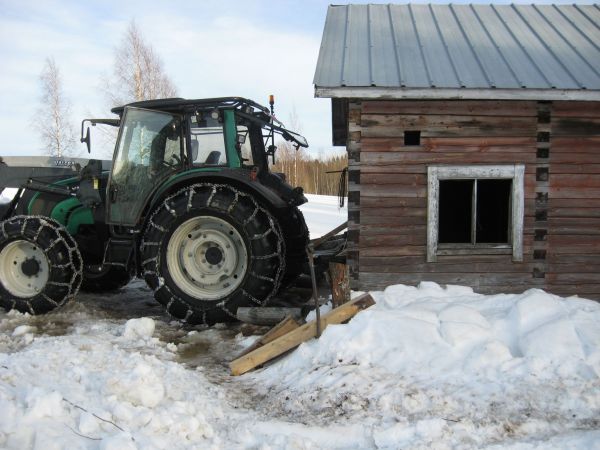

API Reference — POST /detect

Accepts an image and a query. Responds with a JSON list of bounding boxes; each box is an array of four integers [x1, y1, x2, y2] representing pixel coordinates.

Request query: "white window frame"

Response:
[[427, 165, 525, 262]]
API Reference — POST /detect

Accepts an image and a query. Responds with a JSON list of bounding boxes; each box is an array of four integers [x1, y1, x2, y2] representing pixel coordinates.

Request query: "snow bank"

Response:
[[0, 317, 227, 449], [250, 283, 600, 448]]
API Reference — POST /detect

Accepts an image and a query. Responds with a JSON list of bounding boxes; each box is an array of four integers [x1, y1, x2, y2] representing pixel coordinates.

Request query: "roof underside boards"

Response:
[[313, 4, 600, 99]]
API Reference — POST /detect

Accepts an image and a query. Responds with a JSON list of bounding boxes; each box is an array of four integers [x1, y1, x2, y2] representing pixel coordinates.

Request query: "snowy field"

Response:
[[1, 195, 600, 449]]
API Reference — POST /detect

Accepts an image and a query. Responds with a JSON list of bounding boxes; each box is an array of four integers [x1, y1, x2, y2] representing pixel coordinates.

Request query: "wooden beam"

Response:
[[235, 316, 301, 359], [229, 293, 375, 376]]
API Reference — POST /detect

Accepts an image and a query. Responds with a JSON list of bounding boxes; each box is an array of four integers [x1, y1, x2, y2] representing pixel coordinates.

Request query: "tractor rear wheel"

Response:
[[0, 216, 82, 314], [140, 183, 285, 325]]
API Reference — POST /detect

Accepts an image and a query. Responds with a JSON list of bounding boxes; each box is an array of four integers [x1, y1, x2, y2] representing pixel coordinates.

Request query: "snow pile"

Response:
[[123, 317, 155, 340], [0, 316, 228, 449], [251, 282, 600, 447]]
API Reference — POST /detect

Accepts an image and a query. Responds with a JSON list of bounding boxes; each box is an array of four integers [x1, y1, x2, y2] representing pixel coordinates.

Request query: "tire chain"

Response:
[[0, 215, 83, 314], [140, 183, 285, 324]]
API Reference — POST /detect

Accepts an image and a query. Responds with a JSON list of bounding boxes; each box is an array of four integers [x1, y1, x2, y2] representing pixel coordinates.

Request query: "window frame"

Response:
[[427, 164, 525, 263]]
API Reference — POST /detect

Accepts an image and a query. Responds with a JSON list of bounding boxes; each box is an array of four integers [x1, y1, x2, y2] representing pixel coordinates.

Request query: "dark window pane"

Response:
[[476, 179, 511, 243], [404, 130, 421, 146], [439, 180, 473, 243]]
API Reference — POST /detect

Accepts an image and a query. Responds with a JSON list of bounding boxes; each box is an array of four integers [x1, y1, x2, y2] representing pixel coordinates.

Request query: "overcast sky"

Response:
[[0, 0, 593, 159]]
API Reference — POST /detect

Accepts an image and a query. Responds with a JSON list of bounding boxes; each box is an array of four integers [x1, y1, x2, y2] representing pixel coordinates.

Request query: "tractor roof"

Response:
[[111, 97, 271, 116]]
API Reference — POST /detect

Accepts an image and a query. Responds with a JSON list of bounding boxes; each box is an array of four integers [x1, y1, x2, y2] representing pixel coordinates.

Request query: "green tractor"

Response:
[[0, 97, 310, 324]]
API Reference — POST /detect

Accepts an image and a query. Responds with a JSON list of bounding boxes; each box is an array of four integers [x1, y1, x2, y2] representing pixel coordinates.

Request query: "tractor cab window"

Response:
[[189, 115, 227, 166], [237, 125, 253, 166], [108, 107, 182, 225]]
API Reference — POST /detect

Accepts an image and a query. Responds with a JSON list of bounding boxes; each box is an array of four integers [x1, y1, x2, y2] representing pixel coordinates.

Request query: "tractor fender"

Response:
[[147, 169, 291, 217]]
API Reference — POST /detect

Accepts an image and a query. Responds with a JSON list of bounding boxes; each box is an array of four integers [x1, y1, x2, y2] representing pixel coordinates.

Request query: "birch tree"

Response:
[[37, 57, 76, 157], [104, 21, 177, 106]]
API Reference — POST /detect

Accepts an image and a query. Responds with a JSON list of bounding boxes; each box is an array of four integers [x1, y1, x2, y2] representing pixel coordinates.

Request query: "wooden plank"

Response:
[[360, 165, 428, 174], [360, 137, 536, 153], [547, 164, 600, 174], [549, 198, 600, 208], [552, 118, 600, 136], [549, 187, 600, 199], [361, 100, 537, 116], [361, 234, 427, 246], [546, 254, 600, 264], [359, 261, 539, 274], [360, 224, 428, 236], [546, 273, 600, 284], [360, 151, 536, 165], [357, 272, 543, 287], [230, 294, 376, 376], [235, 316, 301, 359], [360, 245, 426, 257], [360, 215, 426, 226], [359, 184, 427, 197], [547, 263, 600, 273], [550, 153, 600, 164], [551, 174, 600, 188], [547, 207, 600, 218], [551, 136, 600, 151], [364, 126, 536, 139], [360, 206, 426, 217], [360, 173, 427, 185], [359, 196, 426, 208], [552, 102, 600, 118]]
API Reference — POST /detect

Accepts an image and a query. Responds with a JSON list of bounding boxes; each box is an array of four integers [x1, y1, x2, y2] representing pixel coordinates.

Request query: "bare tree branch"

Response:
[[103, 20, 178, 109], [36, 57, 77, 157]]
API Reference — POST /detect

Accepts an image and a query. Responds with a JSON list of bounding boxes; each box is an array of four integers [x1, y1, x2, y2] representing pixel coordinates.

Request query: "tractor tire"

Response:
[[81, 264, 132, 292], [140, 183, 285, 325], [278, 206, 309, 289], [0, 215, 83, 315]]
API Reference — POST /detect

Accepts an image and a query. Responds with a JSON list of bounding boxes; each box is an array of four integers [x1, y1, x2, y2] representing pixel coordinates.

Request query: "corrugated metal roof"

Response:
[[314, 4, 600, 97]]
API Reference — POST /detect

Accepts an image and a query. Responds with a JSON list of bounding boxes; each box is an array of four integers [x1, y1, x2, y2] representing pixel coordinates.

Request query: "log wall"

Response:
[[348, 99, 600, 299]]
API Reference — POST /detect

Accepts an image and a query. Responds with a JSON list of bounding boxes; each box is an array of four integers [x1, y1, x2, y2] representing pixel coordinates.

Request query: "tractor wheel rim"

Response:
[[0, 240, 50, 298], [166, 216, 248, 300]]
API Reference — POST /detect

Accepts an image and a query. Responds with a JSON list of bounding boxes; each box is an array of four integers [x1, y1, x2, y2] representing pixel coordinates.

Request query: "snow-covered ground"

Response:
[[299, 194, 347, 238], [1, 195, 600, 449]]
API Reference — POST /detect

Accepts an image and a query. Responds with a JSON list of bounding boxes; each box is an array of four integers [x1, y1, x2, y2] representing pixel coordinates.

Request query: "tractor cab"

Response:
[[93, 97, 308, 227]]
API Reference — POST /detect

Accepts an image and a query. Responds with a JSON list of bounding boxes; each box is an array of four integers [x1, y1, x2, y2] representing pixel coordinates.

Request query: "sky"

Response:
[[0, 0, 595, 159]]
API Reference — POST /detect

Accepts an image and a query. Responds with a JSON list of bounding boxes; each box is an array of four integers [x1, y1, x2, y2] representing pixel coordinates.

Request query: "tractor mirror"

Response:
[[81, 127, 91, 153], [237, 134, 246, 145]]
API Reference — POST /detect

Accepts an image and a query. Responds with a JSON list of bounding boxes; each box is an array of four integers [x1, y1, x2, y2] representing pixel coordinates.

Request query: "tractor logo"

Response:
[[54, 160, 74, 167]]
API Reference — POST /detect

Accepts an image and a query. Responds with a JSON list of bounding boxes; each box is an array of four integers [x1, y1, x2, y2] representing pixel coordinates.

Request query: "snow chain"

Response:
[[140, 183, 285, 324]]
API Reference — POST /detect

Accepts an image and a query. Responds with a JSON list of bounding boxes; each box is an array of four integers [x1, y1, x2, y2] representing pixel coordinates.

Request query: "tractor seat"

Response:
[[205, 151, 221, 165]]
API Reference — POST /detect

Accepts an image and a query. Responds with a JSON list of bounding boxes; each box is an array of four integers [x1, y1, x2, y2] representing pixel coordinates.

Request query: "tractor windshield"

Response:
[[108, 107, 182, 225]]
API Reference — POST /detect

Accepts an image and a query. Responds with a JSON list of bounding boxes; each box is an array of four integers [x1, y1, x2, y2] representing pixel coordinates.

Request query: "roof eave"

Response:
[[315, 86, 600, 102]]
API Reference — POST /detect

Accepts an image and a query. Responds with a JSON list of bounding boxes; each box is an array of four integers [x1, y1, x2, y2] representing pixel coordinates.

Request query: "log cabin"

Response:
[[314, 4, 600, 297]]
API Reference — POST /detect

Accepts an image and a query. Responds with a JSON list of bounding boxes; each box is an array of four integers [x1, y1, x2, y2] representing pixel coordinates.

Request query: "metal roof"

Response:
[[314, 4, 600, 100]]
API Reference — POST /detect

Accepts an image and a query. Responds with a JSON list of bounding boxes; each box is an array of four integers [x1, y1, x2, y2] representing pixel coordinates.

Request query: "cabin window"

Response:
[[427, 165, 524, 262], [404, 130, 421, 146]]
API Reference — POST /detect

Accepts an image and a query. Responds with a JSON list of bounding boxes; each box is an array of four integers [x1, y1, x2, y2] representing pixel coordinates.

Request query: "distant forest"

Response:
[[270, 141, 347, 196]]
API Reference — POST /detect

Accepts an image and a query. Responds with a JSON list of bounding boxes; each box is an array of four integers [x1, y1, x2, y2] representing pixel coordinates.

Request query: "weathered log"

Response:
[[329, 262, 349, 308]]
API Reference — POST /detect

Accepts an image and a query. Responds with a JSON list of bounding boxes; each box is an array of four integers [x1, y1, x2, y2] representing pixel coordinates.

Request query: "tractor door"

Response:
[[107, 107, 183, 226]]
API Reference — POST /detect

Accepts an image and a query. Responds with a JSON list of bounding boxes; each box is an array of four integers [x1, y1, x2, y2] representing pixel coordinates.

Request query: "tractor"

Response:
[[0, 97, 312, 324]]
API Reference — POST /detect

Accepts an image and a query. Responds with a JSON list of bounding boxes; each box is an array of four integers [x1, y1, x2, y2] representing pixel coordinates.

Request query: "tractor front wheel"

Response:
[[0, 216, 82, 314], [140, 184, 285, 325]]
